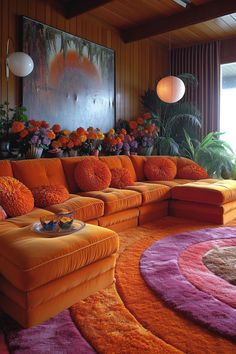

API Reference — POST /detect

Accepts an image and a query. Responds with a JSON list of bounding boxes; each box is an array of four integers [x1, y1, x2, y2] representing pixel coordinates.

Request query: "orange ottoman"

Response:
[[170, 179, 236, 224], [0, 222, 119, 328]]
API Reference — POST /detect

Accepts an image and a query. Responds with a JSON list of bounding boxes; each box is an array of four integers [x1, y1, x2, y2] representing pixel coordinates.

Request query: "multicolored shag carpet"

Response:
[[1, 216, 236, 353]]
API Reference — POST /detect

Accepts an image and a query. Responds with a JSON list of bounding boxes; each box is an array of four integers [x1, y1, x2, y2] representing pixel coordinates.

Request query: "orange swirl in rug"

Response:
[[115, 219, 236, 354]]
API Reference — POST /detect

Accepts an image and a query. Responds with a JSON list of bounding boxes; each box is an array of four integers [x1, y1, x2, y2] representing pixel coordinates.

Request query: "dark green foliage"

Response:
[[182, 130, 236, 178], [140, 74, 201, 155]]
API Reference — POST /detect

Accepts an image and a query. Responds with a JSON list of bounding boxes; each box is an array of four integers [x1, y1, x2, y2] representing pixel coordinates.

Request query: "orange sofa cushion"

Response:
[[177, 164, 209, 179], [11, 158, 68, 189], [31, 185, 69, 208], [0, 223, 119, 291], [130, 155, 196, 181], [0, 177, 34, 217], [61, 156, 98, 193], [6, 208, 55, 228], [144, 157, 177, 181], [0, 160, 13, 177], [125, 182, 170, 205], [110, 168, 134, 189], [74, 159, 111, 192], [99, 155, 137, 182], [45, 195, 104, 221], [80, 188, 142, 215], [171, 180, 236, 206]]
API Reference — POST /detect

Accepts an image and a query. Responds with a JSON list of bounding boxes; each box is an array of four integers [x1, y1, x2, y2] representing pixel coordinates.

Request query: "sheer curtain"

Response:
[[171, 41, 220, 136]]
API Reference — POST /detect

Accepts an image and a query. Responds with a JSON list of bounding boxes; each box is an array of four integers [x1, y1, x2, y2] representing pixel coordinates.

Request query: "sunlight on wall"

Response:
[[220, 88, 236, 154], [220, 63, 236, 154]]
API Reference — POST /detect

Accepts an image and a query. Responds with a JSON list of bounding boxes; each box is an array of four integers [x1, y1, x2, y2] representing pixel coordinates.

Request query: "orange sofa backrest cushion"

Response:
[[130, 155, 199, 181], [99, 155, 137, 182], [61, 156, 98, 193], [11, 158, 68, 189], [0, 160, 13, 177]]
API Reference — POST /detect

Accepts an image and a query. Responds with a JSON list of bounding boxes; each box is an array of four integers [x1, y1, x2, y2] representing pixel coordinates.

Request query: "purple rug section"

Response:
[[140, 227, 236, 340], [0, 309, 95, 354]]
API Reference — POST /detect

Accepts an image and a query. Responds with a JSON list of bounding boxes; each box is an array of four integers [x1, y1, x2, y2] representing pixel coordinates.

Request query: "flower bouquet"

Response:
[[103, 128, 124, 155], [128, 112, 159, 155]]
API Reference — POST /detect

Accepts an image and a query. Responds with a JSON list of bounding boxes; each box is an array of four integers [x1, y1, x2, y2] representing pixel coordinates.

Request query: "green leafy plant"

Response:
[[140, 74, 201, 155], [182, 130, 236, 178]]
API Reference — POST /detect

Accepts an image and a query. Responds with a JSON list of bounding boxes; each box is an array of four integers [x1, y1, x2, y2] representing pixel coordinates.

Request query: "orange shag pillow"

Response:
[[177, 164, 209, 179], [31, 185, 69, 208], [74, 159, 111, 191], [0, 176, 34, 217], [0, 206, 7, 220], [144, 157, 177, 181], [110, 168, 134, 189]]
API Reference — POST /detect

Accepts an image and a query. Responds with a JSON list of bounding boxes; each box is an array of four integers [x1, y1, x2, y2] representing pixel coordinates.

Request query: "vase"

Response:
[[26, 146, 43, 159], [91, 149, 99, 157], [68, 149, 78, 157], [0, 141, 10, 158], [138, 146, 154, 156]]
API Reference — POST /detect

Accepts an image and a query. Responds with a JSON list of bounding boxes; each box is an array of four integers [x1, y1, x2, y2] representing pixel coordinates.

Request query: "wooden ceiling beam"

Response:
[[121, 0, 236, 43], [64, 0, 113, 19]]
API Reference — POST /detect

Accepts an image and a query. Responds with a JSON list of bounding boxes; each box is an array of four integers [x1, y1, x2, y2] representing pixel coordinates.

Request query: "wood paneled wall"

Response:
[[0, 0, 168, 124]]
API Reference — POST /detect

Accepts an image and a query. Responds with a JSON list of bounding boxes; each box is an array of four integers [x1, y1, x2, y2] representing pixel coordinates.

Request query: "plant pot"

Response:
[[68, 149, 78, 157], [0, 141, 10, 158], [91, 149, 99, 157], [26, 146, 43, 159], [137, 146, 154, 156]]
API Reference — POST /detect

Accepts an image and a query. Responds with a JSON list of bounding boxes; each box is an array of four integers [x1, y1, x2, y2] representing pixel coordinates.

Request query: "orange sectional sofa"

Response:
[[1, 154, 236, 328]]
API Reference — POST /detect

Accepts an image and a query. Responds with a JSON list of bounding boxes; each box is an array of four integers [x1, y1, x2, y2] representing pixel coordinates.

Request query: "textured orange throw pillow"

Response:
[[74, 159, 111, 191], [0, 206, 7, 220], [110, 168, 134, 189], [0, 176, 34, 217], [31, 185, 69, 208], [144, 157, 177, 180], [177, 164, 209, 179]]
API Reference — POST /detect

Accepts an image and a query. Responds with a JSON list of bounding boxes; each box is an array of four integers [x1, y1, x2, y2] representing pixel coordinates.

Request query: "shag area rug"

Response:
[[140, 227, 236, 339], [1, 217, 236, 353]]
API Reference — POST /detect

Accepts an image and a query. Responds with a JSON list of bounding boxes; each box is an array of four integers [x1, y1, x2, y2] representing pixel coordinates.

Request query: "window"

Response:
[[220, 62, 236, 153]]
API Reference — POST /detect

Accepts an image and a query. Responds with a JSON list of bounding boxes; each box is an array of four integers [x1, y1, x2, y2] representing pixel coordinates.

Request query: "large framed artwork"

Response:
[[22, 17, 115, 132]]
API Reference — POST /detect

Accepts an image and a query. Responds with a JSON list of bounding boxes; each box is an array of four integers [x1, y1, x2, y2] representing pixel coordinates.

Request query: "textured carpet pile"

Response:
[[1, 216, 236, 353]]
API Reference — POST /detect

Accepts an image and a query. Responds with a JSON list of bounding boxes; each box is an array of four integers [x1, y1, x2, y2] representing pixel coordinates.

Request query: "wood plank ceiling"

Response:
[[48, 0, 236, 47]]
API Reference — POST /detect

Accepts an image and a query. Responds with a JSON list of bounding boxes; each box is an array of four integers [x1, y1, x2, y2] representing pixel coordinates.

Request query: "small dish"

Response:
[[32, 220, 85, 236]]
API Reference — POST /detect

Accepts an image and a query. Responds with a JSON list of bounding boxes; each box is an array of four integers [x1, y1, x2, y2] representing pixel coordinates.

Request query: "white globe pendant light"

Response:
[[156, 75, 185, 104], [7, 51, 34, 77]]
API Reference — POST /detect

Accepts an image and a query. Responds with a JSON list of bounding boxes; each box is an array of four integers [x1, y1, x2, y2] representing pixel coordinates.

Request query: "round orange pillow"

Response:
[[74, 159, 111, 192], [110, 168, 134, 189], [31, 185, 69, 208], [144, 157, 177, 180], [0, 176, 34, 217], [0, 206, 7, 220], [177, 164, 209, 179]]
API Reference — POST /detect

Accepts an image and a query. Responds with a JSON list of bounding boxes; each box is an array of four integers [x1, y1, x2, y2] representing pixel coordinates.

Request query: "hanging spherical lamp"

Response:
[[7, 52, 34, 77], [156, 75, 185, 103]]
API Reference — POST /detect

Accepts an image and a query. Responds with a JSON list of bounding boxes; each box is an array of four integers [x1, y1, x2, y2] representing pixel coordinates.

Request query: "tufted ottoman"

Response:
[[0, 222, 119, 328], [170, 179, 236, 224]]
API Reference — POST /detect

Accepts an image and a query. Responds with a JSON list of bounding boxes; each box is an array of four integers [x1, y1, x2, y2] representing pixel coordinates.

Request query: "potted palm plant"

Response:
[[182, 130, 236, 178], [140, 74, 201, 155]]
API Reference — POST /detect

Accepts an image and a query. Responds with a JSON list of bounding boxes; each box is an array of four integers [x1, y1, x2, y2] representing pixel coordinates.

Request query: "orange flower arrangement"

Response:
[[128, 112, 159, 149], [11, 121, 25, 134]]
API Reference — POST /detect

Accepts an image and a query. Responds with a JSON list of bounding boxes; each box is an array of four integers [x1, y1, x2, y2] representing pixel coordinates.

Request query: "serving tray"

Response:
[[31, 221, 85, 236]]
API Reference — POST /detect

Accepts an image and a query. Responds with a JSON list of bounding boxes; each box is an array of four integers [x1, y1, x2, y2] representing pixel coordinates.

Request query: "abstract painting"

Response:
[[22, 17, 115, 132]]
